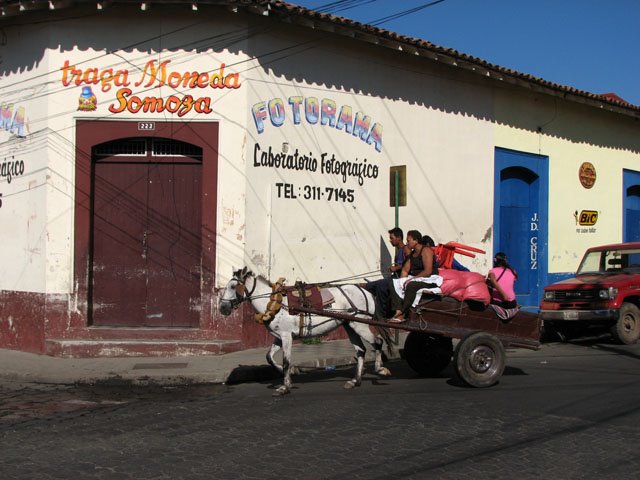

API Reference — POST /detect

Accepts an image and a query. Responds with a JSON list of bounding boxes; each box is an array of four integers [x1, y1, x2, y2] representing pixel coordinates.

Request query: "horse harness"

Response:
[[231, 272, 296, 327], [247, 275, 372, 337], [288, 282, 372, 337], [254, 277, 287, 325], [231, 271, 257, 309]]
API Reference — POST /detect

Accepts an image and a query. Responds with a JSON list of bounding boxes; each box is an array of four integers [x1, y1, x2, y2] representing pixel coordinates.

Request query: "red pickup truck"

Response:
[[539, 242, 640, 344]]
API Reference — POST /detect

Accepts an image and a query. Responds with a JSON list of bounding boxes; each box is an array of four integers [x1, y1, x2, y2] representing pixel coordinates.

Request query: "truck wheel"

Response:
[[611, 302, 640, 345], [454, 332, 505, 388], [403, 332, 453, 377]]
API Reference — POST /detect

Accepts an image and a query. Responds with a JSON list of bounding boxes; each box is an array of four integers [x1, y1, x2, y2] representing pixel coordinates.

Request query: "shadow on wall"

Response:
[[2, 4, 639, 154], [379, 235, 392, 277]]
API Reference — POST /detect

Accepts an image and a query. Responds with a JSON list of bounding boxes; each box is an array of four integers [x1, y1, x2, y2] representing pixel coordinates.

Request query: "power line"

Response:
[[300, 0, 447, 26], [331, 0, 379, 15], [1, 1, 448, 118], [0, 0, 455, 166], [312, 0, 380, 15], [0, 3, 448, 283], [370, 0, 447, 27]]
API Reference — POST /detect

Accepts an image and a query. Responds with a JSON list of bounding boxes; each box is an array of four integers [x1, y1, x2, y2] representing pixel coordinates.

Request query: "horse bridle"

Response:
[[226, 270, 257, 310]]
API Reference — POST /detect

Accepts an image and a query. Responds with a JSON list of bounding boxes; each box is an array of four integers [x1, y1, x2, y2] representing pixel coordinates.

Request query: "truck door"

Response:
[[623, 169, 640, 242]]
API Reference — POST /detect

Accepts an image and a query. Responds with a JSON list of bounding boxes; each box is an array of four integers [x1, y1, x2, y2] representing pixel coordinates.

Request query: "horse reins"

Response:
[[335, 285, 371, 316], [229, 271, 375, 332], [233, 273, 258, 307]]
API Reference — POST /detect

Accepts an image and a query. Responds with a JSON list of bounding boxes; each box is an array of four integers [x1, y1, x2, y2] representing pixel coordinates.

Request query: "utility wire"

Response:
[[0, 1, 448, 112], [331, 0, 379, 15], [370, 0, 447, 26], [0, 0, 454, 163], [301, 0, 447, 25], [312, 0, 380, 14], [0, 1, 492, 281]]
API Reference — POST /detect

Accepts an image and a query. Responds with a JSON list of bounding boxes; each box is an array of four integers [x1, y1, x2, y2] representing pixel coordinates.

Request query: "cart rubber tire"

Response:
[[453, 331, 505, 388], [403, 332, 453, 377], [610, 302, 640, 345]]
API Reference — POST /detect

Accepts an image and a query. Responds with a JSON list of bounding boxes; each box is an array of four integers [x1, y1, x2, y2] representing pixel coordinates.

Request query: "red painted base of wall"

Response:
[[0, 291, 47, 354], [0, 290, 346, 358], [0, 290, 271, 357]]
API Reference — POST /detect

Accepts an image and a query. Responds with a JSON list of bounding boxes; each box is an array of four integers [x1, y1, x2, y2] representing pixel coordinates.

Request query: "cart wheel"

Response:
[[403, 332, 453, 377], [611, 302, 640, 345], [453, 332, 505, 388]]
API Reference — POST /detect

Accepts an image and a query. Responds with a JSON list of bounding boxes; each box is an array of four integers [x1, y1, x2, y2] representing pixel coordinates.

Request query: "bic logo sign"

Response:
[[574, 210, 598, 226]]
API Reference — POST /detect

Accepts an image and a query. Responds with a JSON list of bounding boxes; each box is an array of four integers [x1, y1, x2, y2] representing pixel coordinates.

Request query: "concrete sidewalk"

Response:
[[0, 335, 407, 386]]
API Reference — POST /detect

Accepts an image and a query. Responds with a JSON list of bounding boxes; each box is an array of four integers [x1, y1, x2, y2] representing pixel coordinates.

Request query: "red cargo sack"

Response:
[[439, 269, 490, 305]]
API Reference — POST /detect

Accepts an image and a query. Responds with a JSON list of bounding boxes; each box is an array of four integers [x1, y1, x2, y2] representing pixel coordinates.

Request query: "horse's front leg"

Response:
[[343, 324, 365, 389], [266, 338, 283, 374], [373, 335, 391, 377], [273, 334, 293, 396]]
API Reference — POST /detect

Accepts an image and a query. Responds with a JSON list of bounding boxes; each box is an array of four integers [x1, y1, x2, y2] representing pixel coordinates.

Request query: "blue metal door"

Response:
[[624, 170, 640, 242], [494, 149, 548, 308]]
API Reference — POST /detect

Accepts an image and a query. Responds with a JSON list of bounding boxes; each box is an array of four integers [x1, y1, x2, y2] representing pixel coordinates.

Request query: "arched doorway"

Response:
[[623, 169, 640, 242], [494, 148, 548, 308], [90, 137, 202, 327], [75, 120, 218, 328]]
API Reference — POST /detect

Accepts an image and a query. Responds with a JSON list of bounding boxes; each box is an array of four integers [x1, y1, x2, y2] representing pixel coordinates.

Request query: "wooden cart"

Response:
[[295, 296, 541, 388]]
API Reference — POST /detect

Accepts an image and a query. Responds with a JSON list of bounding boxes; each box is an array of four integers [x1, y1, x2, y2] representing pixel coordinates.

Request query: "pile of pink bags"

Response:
[[439, 269, 491, 305]]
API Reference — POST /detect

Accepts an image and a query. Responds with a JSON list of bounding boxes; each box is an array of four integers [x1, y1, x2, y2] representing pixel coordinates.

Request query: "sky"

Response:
[[292, 0, 640, 106]]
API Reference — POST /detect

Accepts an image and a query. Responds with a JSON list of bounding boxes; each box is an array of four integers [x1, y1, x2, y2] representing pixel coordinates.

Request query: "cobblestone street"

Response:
[[0, 383, 227, 425], [2, 341, 640, 479]]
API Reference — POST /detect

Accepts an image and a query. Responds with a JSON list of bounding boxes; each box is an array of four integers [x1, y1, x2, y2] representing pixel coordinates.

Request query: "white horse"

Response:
[[219, 267, 391, 396]]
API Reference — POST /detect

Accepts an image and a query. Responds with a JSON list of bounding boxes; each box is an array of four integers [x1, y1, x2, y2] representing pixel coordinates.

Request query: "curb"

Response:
[[0, 336, 406, 387], [0, 353, 400, 387]]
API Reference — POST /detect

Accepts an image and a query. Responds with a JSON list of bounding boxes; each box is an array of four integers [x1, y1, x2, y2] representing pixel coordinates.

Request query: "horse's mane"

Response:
[[245, 272, 274, 288], [233, 268, 269, 285]]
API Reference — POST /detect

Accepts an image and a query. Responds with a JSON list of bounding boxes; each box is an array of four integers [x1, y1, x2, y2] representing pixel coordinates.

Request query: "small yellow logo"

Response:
[[574, 210, 598, 226]]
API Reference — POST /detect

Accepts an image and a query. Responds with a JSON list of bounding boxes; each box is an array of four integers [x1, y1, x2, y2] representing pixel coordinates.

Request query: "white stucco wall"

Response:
[[1, 8, 254, 293], [242, 31, 497, 283], [0, 134, 48, 291], [0, 23, 52, 292], [495, 90, 640, 274], [1, 5, 639, 297]]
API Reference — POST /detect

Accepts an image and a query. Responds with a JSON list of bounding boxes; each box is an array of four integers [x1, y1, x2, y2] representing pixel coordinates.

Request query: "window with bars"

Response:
[[93, 138, 203, 160]]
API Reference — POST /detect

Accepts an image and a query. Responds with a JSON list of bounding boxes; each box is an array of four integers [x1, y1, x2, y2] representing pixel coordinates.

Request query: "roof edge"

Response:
[[267, 1, 639, 118], [0, 0, 637, 118]]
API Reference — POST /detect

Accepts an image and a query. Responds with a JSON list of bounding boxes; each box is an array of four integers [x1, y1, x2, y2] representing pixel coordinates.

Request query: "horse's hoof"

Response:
[[290, 366, 300, 375], [343, 379, 359, 389], [376, 367, 391, 377], [273, 386, 291, 397]]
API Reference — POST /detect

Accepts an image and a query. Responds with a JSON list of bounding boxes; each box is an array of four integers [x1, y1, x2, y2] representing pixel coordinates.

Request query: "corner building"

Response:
[[1, 0, 638, 356]]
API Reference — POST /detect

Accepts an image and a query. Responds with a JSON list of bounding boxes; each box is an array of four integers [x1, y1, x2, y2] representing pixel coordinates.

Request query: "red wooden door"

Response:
[[91, 138, 202, 327]]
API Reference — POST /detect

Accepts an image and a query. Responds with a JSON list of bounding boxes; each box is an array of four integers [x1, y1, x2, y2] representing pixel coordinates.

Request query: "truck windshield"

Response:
[[577, 248, 640, 274]]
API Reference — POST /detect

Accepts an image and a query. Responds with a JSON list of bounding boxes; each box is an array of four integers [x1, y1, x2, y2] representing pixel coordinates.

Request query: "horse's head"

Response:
[[218, 267, 254, 316]]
